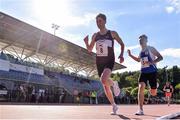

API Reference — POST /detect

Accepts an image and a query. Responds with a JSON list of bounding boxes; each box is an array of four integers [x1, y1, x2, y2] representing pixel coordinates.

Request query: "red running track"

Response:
[[0, 104, 179, 119]]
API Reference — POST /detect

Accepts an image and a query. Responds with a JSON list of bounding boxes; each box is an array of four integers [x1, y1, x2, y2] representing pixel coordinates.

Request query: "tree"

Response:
[[122, 87, 131, 97], [111, 66, 179, 97], [125, 72, 139, 88], [130, 87, 138, 98], [172, 66, 180, 85], [175, 83, 180, 90], [130, 87, 149, 98], [112, 72, 131, 88]]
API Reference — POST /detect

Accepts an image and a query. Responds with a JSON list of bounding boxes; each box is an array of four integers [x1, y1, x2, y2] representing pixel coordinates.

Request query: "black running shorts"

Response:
[[96, 58, 115, 77], [138, 72, 157, 89]]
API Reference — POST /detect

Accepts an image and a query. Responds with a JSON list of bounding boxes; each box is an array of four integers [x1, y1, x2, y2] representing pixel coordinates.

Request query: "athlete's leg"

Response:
[[103, 85, 114, 104], [110, 79, 121, 96], [101, 68, 120, 97], [165, 93, 168, 105], [101, 68, 118, 114], [101, 68, 114, 104], [167, 96, 170, 106], [149, 72, 158, 96], [167, 93, 172, 106], [135, 73, 147, 115], [138, 82, 146, 111], [101, 69, 113, 86]]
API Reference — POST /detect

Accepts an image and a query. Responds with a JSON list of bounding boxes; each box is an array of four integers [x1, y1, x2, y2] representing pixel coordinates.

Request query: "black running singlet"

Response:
[[95, 30, 115, 77], [165, 85, 172, 93], [95, 30, 115, 62]]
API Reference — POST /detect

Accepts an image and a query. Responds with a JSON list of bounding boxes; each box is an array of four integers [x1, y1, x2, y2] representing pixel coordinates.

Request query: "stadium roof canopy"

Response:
[[0, 12, 126, 76]]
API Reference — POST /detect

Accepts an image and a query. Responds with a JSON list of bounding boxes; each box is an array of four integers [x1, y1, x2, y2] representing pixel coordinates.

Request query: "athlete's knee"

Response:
[[138, 82, 145, 94], [100, 68, 111, 86], [101, 77, 108, 85], [101, 80, 106, 85], [139, 82, 145, 90]]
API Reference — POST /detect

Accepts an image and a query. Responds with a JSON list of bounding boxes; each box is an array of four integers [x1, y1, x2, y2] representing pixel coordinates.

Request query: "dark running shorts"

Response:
[[96, 59, 114, 77], [138, 72, 157, 89]]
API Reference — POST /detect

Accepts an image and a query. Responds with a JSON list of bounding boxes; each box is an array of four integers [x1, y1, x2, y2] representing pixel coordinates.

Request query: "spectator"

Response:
[[31, 86, 36, 103], [19, 84, 26, 102], [59, 89, 65, 103]]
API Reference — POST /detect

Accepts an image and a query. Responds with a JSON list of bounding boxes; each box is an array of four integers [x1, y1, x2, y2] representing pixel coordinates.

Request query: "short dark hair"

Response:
[[139, 34, 148, 39], [96, 13, 106, 22]]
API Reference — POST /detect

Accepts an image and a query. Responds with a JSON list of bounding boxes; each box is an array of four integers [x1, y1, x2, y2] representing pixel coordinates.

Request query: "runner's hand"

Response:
[[118, 55, 124, 63]]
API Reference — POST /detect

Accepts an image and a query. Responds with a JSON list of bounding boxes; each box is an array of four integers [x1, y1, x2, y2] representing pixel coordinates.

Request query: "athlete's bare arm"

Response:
[[84, 33, 96, 52], [127, 49, 140, 62], [111, 31, 124, 63], [170, 85, 174, 93], [163, 85, 166, 91], [151, 47, 163, 64]]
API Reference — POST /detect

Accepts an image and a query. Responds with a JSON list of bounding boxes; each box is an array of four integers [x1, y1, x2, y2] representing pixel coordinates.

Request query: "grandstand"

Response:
[[0, 12, 126, 103]]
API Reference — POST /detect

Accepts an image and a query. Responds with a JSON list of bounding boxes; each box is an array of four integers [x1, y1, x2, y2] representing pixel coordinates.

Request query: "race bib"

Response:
[[141, 57, 150, 68], [166, 89, 170, 92], [96, 40, 112, 56]]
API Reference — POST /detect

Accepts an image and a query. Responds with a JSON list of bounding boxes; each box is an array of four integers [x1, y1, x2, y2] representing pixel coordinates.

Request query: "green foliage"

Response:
[[126, 87, 133, 92], [112, 71, 140, 88], [122, 87, 133, 95], [175, 83, 180, 90], [144, 89, 149, 98], [125, 74, 138, 88], [130, 87, 138, 97], [111, 66, 180, 94], [130, 87, 149, 98], [175, 93, 180, 99]]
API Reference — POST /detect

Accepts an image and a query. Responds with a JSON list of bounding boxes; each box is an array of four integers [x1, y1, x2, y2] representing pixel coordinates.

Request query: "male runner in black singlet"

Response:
[[84, 13, 124, 114]]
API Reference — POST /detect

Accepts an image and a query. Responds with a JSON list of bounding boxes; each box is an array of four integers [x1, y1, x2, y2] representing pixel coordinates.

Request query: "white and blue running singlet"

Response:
[[139, 46, 157, 73]]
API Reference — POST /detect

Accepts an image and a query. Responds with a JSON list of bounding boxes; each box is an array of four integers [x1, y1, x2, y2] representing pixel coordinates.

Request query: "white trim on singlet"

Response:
[[147, 46, 157, 67], [96, 39, 113, 57], [140, 46, 157, 69]]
